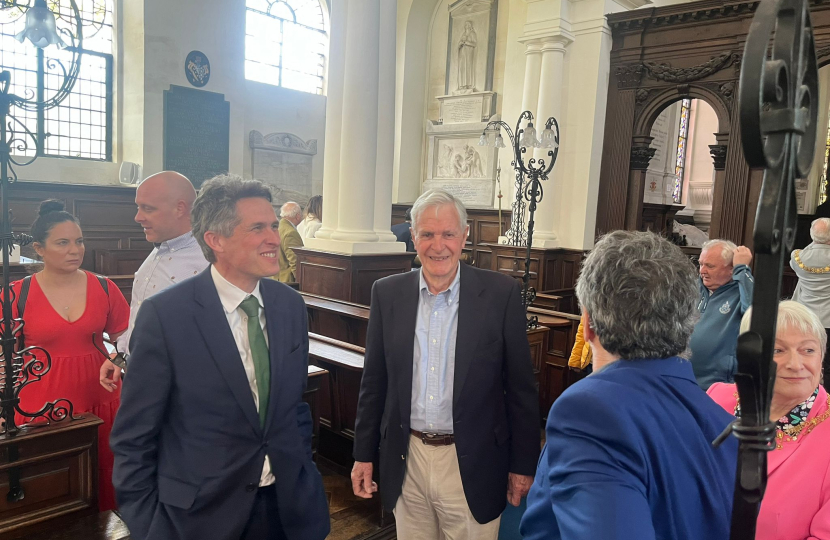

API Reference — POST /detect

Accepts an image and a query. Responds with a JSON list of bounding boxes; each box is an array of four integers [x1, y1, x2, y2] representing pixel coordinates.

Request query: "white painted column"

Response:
[[531, 36, 570, 248], [373, 0, 398, 243], [305, 0, 403, 254], [315, 0, 346, 240], [520, 40, 543, 113]]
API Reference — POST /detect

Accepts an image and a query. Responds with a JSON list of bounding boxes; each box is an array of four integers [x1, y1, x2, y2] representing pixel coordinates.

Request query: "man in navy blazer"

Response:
[[111, 175, 329, 540], [520, 231, 738, 540]]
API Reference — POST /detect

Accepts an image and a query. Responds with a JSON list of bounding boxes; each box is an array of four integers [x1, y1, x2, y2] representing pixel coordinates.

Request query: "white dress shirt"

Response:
[[210, 265, 275, 486], [117, 231, 208, 354]]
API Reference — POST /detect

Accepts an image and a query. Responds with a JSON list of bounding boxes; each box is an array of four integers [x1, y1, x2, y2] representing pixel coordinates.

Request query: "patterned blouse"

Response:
[[735, 386, 820, 438]]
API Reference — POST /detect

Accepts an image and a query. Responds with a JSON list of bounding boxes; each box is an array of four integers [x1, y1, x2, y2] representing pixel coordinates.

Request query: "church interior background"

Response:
[[0, 0, 828, 539]]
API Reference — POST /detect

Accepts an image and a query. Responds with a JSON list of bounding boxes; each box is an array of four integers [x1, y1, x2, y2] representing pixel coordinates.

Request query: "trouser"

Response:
[[240, 484, 287, 540], [394, 434, 501, 540]]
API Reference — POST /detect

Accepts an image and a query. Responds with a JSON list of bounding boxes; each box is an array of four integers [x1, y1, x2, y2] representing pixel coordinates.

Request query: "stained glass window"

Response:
[[0, 0, 114, 160], [673, 99, 692, 204], [245, 0, 328, 95]]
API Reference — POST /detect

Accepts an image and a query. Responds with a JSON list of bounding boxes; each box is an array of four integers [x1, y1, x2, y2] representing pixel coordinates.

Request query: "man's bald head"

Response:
[[135, 171, 197, 243]]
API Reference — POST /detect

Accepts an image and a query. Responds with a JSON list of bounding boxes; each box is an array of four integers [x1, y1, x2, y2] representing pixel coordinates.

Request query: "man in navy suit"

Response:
[[520, 231, 738, 540], [111, 175, 329, 540]]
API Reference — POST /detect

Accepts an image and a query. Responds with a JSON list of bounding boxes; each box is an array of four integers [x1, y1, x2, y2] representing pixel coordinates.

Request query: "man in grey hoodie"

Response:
[[688, 239, 754, 389]]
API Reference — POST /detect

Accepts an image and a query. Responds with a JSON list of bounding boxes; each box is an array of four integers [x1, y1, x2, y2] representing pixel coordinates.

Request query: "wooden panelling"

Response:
[[0, 414, 101, 538], [294, 248, 415, 305], [599, 2, 830, 243], [486, 244, 584, 314], [303, 293, 370, 348], [5, 182, 148, 274], [94, 250, 151, 277]]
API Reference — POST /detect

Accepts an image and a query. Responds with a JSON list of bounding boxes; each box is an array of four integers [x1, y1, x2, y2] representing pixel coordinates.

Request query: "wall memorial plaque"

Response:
[[163, 85, 230, 187], [185, 50, 211, 87]]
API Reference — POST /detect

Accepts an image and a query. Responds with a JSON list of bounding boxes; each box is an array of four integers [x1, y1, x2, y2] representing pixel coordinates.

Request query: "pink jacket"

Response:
[[708, 383, 830, 540]]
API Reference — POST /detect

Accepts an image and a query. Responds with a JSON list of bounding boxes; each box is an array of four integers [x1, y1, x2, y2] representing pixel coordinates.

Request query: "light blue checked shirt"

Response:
[[410, 265, 461, 434], [117, 231, 208, 354]]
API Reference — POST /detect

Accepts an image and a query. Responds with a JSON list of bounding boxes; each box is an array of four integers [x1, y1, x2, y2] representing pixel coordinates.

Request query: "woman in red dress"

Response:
[[11, 200, 129, 512]]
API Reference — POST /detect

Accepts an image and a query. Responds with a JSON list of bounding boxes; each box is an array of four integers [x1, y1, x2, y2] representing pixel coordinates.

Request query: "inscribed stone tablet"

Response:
[[163, 85, 230, 187]]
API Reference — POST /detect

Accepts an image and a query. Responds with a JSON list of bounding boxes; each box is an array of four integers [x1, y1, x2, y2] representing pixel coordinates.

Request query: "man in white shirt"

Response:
[[99, 171, 208, 390], [110, 175, 329, 540]]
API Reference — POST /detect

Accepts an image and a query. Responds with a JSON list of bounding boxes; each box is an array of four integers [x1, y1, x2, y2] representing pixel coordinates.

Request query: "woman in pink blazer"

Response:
[[708, 300, 830, 540]]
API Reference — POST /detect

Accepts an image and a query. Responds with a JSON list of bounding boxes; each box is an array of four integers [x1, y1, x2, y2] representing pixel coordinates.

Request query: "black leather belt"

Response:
[[411, 429, 455, 446]]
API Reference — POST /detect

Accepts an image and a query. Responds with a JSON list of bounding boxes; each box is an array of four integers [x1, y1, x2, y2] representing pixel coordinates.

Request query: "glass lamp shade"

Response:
[[15, 0, 66, 49], [494, 133, 506, 148], [478, 133, 489, 146], [540, 128, 558, 149], [520, 124, 541, 148]]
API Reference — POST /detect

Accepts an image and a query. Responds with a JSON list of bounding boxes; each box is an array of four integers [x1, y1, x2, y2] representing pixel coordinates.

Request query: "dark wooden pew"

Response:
[[303, 292, 370, 348]]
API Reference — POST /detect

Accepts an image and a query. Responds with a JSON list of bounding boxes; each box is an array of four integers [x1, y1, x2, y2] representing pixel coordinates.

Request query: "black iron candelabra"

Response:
[[479, 111, 560, 327], [0, 0, 84, 436]]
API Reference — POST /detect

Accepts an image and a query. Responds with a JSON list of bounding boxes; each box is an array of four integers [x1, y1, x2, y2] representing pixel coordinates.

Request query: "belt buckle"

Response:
[[421, 432, 439, 445]]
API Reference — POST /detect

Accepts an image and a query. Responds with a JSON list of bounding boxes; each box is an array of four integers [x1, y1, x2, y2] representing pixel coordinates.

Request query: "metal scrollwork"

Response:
[[481, 112, 560, 327], [720, 0, 819, 539], [0, 0, 86, 436]]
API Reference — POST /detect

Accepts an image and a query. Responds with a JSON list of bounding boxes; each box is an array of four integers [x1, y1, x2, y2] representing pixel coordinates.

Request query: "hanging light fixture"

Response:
[[519, 122, 541, 148], [15, 0, 66, 49], [494, 133, 506, 148], [540, 126, 558, 149], [478, 132, 489, 146]]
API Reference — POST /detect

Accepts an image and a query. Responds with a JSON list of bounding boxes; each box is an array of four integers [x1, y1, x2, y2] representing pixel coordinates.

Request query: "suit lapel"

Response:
[[453, 264, 487, 408], [262, 281, 286, 434], [194, 269, 262, 435], [395, 271, 420, 426]]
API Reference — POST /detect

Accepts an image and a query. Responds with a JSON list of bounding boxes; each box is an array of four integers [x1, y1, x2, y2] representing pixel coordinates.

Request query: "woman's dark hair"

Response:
[[31, 199, 80, 245]]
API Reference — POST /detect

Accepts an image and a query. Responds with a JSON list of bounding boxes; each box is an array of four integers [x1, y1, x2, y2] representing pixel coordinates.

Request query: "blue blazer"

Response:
[[111, 269, 329, 540], [520, 357, 737, 540]]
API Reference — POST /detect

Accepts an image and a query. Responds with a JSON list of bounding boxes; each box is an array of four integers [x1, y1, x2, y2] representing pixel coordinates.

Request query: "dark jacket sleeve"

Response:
[[353, 280, 389, 462], [503, 281, 541, 475], [110, 299, 172, 540]]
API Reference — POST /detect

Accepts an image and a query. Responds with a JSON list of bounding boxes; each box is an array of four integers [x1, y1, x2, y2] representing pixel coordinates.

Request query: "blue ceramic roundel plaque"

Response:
[[185, 50, 210, 87]]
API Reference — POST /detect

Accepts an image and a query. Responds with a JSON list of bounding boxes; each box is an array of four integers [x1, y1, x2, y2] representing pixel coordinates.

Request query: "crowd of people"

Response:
[[7, 170, 830, 540]]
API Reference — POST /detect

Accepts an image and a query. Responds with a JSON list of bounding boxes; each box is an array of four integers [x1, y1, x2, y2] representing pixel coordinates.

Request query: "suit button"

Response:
[[246, 483, 257, 492]]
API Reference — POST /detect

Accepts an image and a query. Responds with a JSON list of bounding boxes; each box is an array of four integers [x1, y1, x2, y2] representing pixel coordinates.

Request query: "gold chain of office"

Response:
[[793, 250, 830, 274], [735, 393, 830, 450]]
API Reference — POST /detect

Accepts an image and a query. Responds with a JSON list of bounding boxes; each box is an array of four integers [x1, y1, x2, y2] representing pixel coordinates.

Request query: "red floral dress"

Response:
[[11, 271, 129, 511]]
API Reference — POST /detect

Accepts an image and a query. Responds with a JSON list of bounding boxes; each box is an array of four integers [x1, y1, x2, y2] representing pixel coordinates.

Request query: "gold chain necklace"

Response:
[[793, 250, 830, 274], [734, 393, 830, 450]]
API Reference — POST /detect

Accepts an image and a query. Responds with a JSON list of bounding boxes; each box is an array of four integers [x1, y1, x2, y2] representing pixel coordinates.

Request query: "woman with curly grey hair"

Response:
[[521, 230, 737, 540]]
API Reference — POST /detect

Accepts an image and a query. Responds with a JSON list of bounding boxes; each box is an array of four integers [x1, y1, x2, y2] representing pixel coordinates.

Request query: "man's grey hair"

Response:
[[810, 217, 830, 244], [191, 174, 273, 263], [280, 201, 302, 220], [576, 231, 699, 360], [411, 189, 468, 233], [701, 238, 738, 264]]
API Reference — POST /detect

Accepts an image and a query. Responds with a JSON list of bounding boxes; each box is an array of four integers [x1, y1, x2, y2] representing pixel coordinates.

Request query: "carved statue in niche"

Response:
[[456, 20, 478, 94]]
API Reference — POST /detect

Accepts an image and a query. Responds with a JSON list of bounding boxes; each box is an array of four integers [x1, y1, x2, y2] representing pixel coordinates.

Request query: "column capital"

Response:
[[519, 28, 575, 48]]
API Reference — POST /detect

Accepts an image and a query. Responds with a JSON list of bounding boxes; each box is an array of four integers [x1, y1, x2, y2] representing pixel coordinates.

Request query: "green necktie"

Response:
[[239, 296, 270, 428]]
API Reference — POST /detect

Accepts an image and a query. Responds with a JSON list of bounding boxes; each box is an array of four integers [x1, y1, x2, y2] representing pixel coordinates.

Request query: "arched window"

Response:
[[0, 0, 115, 160], [245, 0, 328, 95]]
